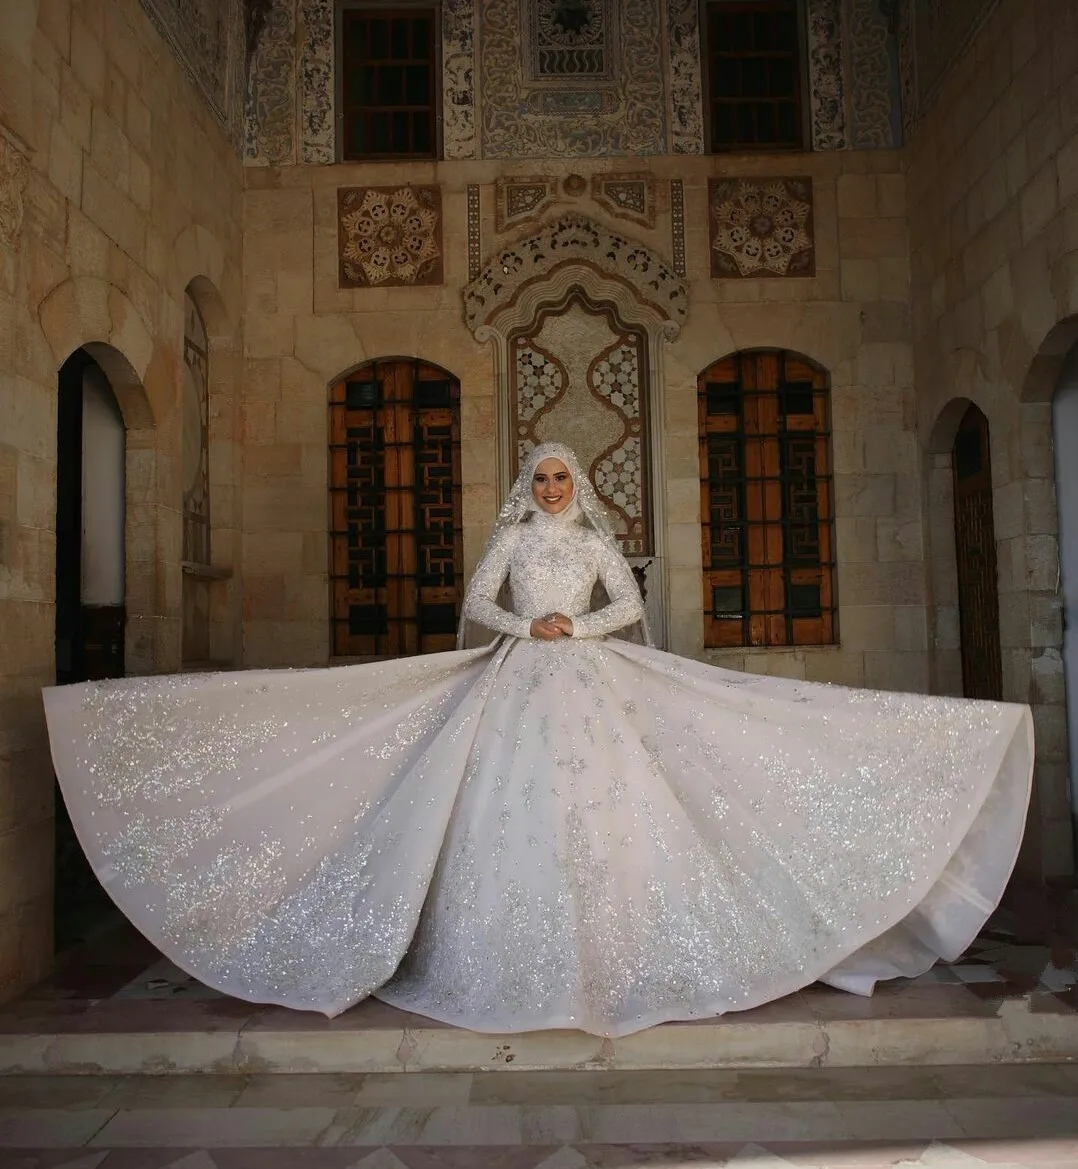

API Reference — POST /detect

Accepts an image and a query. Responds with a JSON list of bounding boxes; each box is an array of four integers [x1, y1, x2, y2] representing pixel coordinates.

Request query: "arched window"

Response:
[[329, 358, 462, 657], [698, 349, 835, 648]]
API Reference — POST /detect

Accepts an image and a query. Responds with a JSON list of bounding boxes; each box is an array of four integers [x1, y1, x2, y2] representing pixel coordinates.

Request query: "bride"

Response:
[[43, 442, 1033, 1036]]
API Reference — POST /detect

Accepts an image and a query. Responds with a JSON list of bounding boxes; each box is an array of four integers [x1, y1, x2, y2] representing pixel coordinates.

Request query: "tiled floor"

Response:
[[1, 1064, 1078, 1166]]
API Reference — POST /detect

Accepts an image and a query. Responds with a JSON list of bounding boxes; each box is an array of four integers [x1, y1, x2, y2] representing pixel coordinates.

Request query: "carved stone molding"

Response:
[[590, 172, 656, 229], [443, 0, 478, 159], [0, 127, 29, 249], [708, 178, 815, 279], [467, 185, 482, 281], [463, 214, 684, 645], [806, 0, 847, 151], [667, 0, 705, 153], [299, 0, 334, 163], [670, 179, 686, 278], [494, 177, 561, 233], [338, 186, 443, 288], [464, 213, 687, 333]]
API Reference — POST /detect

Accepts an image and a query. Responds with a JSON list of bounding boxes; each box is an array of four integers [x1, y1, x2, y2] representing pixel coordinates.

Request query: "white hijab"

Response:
[[457, 442, 651, 648]]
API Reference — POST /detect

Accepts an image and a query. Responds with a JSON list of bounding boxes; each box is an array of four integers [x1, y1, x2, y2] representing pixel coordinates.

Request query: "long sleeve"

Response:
[[461, 525, 533, 640], [571, 538, 646, 639]]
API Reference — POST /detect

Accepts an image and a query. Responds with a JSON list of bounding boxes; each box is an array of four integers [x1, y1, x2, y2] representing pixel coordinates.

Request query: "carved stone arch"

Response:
[[38, 277, 157, 431], [463, 214, 689, 648]]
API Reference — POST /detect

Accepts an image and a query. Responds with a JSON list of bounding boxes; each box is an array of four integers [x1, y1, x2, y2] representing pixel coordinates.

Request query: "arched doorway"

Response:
[[54, 349, 127, 946], [951, 403, 1003, 701], [328, 358, 463, 658]]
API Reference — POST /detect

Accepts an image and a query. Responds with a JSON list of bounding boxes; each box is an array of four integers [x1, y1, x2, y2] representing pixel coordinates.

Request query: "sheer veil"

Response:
[[456, 442, 652, 648]]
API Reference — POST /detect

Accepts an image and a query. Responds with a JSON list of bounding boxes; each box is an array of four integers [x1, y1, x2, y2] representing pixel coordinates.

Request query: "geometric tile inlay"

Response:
[[590, 173, 656, 229]]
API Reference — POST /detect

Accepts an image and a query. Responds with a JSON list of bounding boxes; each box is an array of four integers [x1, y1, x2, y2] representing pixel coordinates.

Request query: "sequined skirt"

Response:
[[43, 636, 1032, 1036]]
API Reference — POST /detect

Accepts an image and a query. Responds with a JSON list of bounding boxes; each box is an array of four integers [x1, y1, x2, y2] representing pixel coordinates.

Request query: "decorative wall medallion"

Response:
[[0, 130, 29, 249], [847, 0, 899, 148], [480, 0, 666, 157], [140, 0, 244, 145], [338, 186, 443, 287], [563, 173, 588, 197], [666, 0, 704, 153], [494, 177, 560, 232], [464, 212, 687, 331], [510, 294, 651, 553], [591, 173, 656, 228], [806, 0, 847, 151], [467, 185, 482, 281], [670, 179, 686, 277], [299, 0, 334, 163], [245, 0, 297, 164], [708, 178, 815, 279], [443, 0, 478, 159]]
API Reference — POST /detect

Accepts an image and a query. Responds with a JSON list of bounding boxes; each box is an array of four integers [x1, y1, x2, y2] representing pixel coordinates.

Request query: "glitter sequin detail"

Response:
[[42, 513, 1033, 1035]]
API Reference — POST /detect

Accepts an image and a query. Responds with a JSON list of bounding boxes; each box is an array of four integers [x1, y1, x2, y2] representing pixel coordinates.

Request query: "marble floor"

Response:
[[1, 1063, 1078, 1166]]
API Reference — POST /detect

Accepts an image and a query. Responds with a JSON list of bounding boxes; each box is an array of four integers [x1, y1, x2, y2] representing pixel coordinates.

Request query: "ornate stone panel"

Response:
[[140, 0, 244, 145], [0, 129, 29, 250], [338, 186, 443, 288], [245, 0, 297, 164], [667, 0, 705, 154], [299, 0, 334, 163], [479, 0, 666, 157], [847, 0, 899, 148], [590, 173, 656, 229], [708, 178, 815, 279], [511, 296, 651, 552], [444, 0, 479, 159], [494, 177, 561, 232], [807, 0, 847, 151], [467, 185, 482, 280], [670, 179, 686, 277], [464, 212, 687, 331]]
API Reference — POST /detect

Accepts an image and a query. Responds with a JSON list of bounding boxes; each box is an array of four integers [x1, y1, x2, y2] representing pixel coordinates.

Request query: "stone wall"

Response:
[[907, 0, 1078, 875], [241, 151, 915, 693], [0, 0, 243, 998]]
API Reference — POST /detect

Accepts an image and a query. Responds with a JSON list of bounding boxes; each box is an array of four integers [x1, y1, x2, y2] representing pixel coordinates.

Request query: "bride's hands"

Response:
[[529, 613, 574, 640]]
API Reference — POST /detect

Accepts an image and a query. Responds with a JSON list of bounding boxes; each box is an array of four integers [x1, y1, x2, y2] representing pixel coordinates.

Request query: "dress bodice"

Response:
[[462, 514, 644, 640]]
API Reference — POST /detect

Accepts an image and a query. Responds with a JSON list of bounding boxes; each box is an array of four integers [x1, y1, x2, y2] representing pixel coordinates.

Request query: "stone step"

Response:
[[2, 992, 1078, 1076]]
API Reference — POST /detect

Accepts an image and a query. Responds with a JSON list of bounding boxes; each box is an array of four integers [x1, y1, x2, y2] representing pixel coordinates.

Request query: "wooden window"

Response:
[[329, 359, 462, 657], [704, 0, 804, 151], [699, 350, 835, 648], [341, 7, 437, 160]]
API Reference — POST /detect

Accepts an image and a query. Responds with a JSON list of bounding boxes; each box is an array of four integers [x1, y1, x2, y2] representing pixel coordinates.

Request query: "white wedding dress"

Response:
[[44, 485, 1033, 1037]]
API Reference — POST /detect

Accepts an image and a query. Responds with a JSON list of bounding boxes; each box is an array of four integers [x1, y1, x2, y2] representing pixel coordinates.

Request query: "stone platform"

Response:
[[1, 919, 1076, 1076]]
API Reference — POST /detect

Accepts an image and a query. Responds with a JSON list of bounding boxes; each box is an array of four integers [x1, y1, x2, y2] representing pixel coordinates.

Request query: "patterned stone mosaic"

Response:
[[140, 0, 245, 146], [807, 0, 848, 151], [299, 0, 334, 163], [847, 0, 900, 148], [467, 185, 482, 281], [667, 0, 705, 154], [590, 173, 656, 229], [479, 0, 666, 157], [338, 186, 443, 288], [494, 177, 560, 233], [708, 178, 815, 279], [670, 179, 686, 278], [511, 296, 651, 553], [464, 212, 688, 331], [245, 0, 296, 164], [443, 0, 478, 159]]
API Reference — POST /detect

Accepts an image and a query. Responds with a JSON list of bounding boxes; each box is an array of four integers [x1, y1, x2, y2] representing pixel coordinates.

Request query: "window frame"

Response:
[[336, 0, 443, 162], [698, 349, 837, 650], [699, 0, 811, 154]]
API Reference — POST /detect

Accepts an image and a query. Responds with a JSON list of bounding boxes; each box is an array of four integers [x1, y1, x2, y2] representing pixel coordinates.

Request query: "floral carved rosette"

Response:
[[708, 178, 815, 278], [338, 186, 443, 288]]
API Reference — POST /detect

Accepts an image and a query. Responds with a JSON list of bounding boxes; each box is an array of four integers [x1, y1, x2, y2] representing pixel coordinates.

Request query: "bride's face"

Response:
[[531, 457, 575, 514]]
